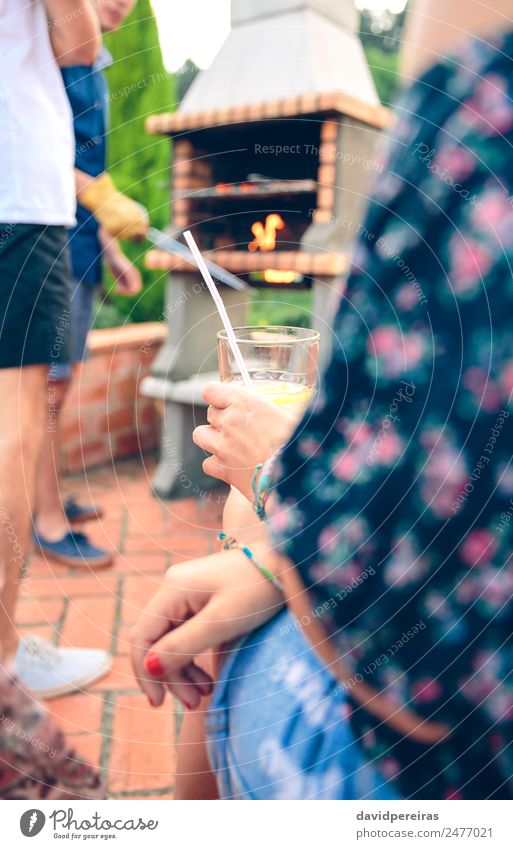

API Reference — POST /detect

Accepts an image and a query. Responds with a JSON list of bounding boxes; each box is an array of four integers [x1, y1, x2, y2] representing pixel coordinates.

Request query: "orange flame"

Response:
[[248, 213, 285, 252]]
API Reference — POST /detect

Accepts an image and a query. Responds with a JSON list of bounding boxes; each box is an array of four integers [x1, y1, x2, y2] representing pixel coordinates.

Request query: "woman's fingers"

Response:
[[183, 661, 214, 694], [202, 453, 229, 483], [130, 584, 194, 707], [143, 598, 237, 689], [161, 665, 207, 711], [133, 632, 212, 710], [132, 655, 167, 707], [192, 424, 225, 457], [202, 381, 246, 409], [133, 594, 226, 709], [165, 661, 214, 709], [206, 404, 223, 428]]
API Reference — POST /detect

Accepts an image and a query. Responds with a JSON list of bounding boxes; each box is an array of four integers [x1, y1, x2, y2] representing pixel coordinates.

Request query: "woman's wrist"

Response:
[[251, 448, 283, 520], [219, 533, 284, 592]]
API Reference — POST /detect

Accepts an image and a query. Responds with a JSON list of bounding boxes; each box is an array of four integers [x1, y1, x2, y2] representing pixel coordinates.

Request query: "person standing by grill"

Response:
[[0, 0, 108, 798], [32, 0, 148, 570]]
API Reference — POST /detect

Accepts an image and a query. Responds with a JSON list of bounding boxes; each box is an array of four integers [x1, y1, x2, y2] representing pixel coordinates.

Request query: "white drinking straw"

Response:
[[184, 230, 253, 389]]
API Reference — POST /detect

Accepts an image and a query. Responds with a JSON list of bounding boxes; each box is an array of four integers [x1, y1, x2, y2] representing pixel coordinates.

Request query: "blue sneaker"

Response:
[[64, 495, 103, 525], [33, 529, 113, 569], [15, 636, 112, 700]]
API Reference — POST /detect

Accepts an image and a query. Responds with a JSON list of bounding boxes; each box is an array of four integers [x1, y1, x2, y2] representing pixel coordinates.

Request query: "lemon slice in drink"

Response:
[[254, 380, 313, 410]]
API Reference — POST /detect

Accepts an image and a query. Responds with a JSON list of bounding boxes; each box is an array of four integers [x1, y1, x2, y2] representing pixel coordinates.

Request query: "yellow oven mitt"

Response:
[[79, 173, 149, 241]]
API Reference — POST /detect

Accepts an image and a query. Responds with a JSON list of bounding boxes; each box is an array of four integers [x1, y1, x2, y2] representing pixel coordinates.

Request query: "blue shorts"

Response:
[[49, 280, 97, 380], [205, 609, 401, 800]]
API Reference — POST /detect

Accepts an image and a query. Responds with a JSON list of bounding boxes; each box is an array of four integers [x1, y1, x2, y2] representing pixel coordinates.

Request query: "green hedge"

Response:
[[95, 0, 175, 327]]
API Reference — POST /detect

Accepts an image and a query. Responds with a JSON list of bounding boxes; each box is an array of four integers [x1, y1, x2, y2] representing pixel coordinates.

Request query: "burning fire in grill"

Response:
[[248, 213, 285, 252], [262, 269, 300, 284], [248, 213, 299, 284]]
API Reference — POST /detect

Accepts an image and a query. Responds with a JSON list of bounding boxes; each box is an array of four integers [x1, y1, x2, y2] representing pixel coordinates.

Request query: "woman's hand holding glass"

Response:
[[192, 382, 297, 500]]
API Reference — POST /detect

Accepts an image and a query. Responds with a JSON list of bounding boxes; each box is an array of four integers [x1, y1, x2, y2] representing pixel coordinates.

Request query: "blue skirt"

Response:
[[205, 609, 401, 800]]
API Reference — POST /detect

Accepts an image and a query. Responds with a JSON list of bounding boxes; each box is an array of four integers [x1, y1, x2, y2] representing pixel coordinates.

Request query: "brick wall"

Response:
[[59, 323, 166, 474]]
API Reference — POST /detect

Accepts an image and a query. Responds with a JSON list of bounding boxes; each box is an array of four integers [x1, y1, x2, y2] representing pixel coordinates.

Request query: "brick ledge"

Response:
[[89, 322, 167, 355], [146, 91, 391, 136]]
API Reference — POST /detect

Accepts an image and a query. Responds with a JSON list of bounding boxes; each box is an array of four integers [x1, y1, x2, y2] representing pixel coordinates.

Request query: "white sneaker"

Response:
[[15, 636, 112, 700]]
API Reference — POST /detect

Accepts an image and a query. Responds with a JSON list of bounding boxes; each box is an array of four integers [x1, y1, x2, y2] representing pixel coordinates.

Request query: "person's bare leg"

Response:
[[174, 491, 264, 799], [0, 365, 46, 662], [34, 376, 72, 541], [174, 650, 220, 800]]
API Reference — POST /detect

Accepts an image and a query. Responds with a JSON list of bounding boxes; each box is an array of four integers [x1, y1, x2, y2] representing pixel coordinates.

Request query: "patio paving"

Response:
[[16, 456, 226, 799]]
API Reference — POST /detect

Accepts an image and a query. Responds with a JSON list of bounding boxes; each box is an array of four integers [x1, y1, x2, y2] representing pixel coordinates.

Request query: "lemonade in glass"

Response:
[[217, 326, 320, 415]]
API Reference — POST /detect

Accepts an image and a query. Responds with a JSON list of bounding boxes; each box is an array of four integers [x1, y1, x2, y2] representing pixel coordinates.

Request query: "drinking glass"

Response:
[[217, 325, 320, 413]]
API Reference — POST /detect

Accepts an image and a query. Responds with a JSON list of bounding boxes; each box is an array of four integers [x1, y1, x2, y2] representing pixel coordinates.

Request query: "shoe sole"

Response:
[[35, 544, 113, 569], [68, 510, 103, 525], [35, 654, 113, 701]]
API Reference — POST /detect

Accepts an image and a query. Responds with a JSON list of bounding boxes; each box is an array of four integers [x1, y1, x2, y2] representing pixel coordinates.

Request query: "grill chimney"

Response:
[[182, 0, 378, 113]]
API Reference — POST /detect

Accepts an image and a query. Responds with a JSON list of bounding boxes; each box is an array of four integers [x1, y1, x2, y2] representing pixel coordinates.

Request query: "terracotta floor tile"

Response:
[[67, 733, 103, 768], [112, 625, 133, 657], [123, 533, 211, 557], [113, 553, 169, 576], [28, 552, 60, 576], [90, 655, 137, 692], [121, 575, 165, 626], [122, 533, 169, 554], [60, 596, 116, 651], [85, 521, 122, 545], [49, 692, 104, 735], [17, 625, 57, 644], [17, 457, 219, 798], [108, 692, 175, 794], [165, 498, 206, 527], [16, 597, 65, 626], [26, 572, 119, 599]]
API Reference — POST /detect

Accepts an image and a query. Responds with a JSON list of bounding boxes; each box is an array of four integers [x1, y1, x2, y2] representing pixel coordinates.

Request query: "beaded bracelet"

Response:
[[251, 449, 281, 520], [219, 532, 284, 592]]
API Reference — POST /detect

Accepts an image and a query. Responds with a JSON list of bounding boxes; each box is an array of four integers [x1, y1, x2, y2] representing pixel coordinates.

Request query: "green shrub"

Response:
[[248, 289, 313, 328], [96, 0, 176, 327], [364, 45, 400, 106]]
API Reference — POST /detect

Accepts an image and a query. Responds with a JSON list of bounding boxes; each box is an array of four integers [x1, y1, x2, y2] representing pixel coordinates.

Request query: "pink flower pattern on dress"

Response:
[[267, 31, 513, 800]]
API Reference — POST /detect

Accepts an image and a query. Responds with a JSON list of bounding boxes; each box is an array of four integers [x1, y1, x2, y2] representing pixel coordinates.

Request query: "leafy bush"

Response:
[[96, 0, 176, 327], [364, 45, 400, 106], [248, 289, 313, 329]]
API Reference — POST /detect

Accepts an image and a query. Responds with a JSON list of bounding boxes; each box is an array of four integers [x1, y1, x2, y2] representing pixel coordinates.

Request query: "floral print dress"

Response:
[[268, 31, 513, 799]]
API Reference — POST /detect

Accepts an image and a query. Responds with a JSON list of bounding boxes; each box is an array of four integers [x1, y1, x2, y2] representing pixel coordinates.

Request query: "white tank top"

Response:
[[0, 0, 75, 225]]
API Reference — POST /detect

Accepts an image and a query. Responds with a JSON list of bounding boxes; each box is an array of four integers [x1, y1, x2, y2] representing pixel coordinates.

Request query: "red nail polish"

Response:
[[145, 651, 164, 677]]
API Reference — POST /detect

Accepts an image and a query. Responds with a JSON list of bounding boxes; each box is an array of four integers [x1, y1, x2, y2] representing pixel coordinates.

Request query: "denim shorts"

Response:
[[49, 279, 97, 380], [205, 609, 401, 800]]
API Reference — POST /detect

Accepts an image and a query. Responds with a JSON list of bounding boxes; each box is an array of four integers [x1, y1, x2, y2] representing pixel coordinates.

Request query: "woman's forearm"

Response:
[[44, 0, 101, 66], [401, 0, 513, 81], [222, 487, 269, 545]]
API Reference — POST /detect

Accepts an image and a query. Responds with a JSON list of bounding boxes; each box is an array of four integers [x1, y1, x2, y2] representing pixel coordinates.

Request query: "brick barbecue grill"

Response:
[[142, 0, 389, 497]]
